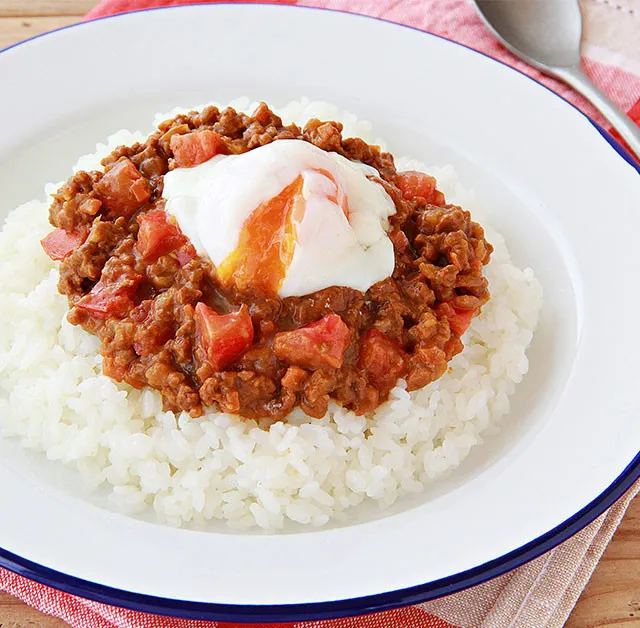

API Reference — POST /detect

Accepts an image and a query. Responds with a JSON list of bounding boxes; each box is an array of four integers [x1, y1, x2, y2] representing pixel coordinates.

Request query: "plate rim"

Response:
[[1, 3, 639, 623]]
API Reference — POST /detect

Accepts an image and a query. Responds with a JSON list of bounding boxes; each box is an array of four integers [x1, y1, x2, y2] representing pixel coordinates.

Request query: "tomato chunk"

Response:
[[359, 329, 407, 389], [136, 210, 188, 262], [95, 157, 151, 218], [273, 314, 351, 370], [437, 302, 478, 336], [40, 228, 87, 261], [171, 130, 228, 168], [76, 272, 142, 319], [175, 243, 198, 266], [195, 302, 254, 371], [396, 170, 446, 206]]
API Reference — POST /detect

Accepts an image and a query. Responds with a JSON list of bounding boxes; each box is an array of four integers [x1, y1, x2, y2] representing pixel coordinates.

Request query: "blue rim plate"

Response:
[[0, 3, 639, 623]]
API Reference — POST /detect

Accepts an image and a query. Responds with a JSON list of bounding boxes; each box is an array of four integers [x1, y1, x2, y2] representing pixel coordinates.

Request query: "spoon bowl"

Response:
[[474, 0, 582, 71]]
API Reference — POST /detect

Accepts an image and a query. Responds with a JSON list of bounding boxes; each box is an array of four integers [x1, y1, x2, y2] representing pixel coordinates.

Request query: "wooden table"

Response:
[[1, 2, 639, 626]]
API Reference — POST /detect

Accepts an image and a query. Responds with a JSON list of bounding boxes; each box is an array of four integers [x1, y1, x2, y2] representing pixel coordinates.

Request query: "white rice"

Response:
[[0, 100, 543, 531]]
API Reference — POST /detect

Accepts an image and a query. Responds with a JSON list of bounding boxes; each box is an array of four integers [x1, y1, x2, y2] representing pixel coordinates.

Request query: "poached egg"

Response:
[[162, 139, 396, 297]]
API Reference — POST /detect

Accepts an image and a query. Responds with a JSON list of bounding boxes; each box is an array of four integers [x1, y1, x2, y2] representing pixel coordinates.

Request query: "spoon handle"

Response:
[[554, 65, 640, 160]]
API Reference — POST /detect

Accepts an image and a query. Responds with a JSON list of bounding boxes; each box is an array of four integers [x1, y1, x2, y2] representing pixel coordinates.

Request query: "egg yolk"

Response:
[[216, 169, 348, 296]]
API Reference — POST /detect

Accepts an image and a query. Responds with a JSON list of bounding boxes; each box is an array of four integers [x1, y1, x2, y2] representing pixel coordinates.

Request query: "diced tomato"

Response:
[[437, 302, 478, 336], [171, 130, 228, 168], [359, 329, 407, 389], [76, 288, 133, 319], [135, 210, 188, 262], [195, 302, 254, 371], [273, 314, 351, 370], [396, 171, 446, 206], [449, 309, 476, 335], [175, 243, 198, 266], [95, 157, 151, 218], [40, 228, 87, 261], [76, 273, 142, 319]]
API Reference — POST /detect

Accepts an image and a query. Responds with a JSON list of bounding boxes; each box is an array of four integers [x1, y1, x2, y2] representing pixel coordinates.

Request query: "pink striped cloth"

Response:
[[1, 1, 639, 627]]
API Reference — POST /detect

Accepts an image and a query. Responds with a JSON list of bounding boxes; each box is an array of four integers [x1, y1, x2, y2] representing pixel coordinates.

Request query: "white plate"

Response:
[[1, 4, 639, 622]]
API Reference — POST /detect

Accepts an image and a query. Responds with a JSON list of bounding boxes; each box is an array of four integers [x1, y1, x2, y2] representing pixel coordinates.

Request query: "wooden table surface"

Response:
[[1, 1, 640, 626]]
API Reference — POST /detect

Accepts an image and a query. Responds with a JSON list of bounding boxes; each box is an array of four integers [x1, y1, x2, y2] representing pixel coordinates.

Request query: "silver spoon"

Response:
[[472, 0, 640, 159]]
